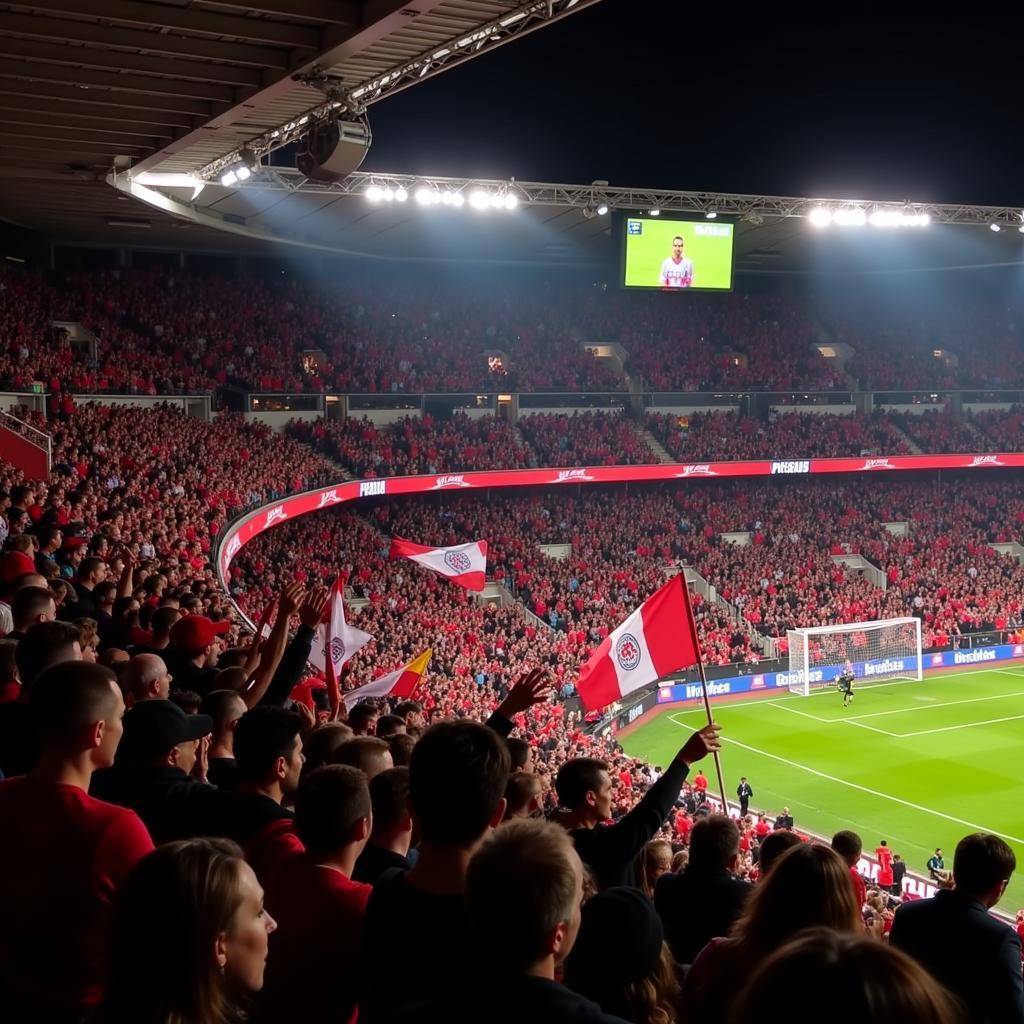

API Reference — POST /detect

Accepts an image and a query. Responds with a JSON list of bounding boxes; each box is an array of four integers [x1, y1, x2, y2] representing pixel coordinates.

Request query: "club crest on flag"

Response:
[[330, 637, 346, 662], [444, 549, 473, 573], [615, 633, 642, 671]]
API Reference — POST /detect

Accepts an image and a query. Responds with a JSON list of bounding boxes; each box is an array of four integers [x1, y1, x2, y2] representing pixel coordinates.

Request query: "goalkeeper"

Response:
[[837, 658, 855, 707]]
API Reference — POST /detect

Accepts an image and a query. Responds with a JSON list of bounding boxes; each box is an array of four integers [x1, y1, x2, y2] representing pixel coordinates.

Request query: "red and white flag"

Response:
[[309, 575, 373, 678], [389, 538, 488, 592], [576, 574, 700, 711], [342, 649, 432, 710]]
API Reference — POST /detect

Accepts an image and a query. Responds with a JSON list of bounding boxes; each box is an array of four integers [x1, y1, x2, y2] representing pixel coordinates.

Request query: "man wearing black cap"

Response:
[[89, 698, 224, 842], [164, 614, 231, 696]]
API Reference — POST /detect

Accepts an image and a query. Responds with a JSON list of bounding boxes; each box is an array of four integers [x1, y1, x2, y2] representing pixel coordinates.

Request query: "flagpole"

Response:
[[679, 575, 730, 813]]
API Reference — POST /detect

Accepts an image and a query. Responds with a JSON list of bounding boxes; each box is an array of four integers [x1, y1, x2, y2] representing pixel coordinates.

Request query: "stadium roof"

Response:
[[2, 0, 1023, 271], [0, 0, 600, 248]]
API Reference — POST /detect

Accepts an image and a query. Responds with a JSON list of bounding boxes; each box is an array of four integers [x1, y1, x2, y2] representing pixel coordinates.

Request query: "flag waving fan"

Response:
[[308, 574, 372, 717], [341, 649, 432, 710], [389, 538, 488, 592], [576, 573, 729, 807]]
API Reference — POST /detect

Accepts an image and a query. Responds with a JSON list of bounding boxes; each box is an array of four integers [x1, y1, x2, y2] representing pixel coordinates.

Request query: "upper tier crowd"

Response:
[[6, 266, 1024, 396]]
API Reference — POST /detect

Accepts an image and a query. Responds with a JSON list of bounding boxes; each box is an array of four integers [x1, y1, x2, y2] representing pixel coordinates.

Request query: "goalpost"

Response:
[[786, 617, 923, 696]]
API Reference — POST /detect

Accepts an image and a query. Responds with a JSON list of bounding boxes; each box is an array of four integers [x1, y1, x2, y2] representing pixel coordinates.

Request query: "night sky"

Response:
[[366, 1, 1024, 208]]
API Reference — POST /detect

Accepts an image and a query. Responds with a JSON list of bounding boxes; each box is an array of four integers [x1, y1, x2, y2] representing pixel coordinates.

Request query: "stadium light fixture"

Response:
[[808, 207, 832, 228], [504, 193, 518, 210], [990, 222, 1002, 232], [395, 187, 408, 202], [649, 208, 660, 216], [469, 189, 491, 210], [1018, 224, 1024, 234], [706, 210, 718, 219], [832, 207, 866, 227], [220, 169, 238, 187], [415, 187, 434, 205], [451, 192, 465, 208], [596, 203, 609, 216], [235, 165, 251, 182], [366, 185, 384, 202]]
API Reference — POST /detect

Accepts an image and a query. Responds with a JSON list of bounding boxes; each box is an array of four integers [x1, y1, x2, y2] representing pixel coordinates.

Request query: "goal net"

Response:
[[786, 617, 922, 696]]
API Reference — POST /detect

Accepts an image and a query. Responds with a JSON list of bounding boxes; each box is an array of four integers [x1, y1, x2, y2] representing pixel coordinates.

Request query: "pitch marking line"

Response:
[[896, 713, 1024, 738], [765, 701, 899, 737], [666, 719, 1024, 847], [847, 689, 1024, 721]]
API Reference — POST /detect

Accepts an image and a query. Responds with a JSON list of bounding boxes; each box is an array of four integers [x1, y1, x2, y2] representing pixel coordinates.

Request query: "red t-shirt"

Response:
[[0, 776, 154, 1017], [693, 774, 709, 793], [259, 854, 372, 1024], [850, 865, 867, 907], [875, 846, 894, 886]]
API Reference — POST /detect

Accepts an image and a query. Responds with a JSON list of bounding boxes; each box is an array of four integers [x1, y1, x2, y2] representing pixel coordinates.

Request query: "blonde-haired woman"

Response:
[[95, 838, 276, 1024]]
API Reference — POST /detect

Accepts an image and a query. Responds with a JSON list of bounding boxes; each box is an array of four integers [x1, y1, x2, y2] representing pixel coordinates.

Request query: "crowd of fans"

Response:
[[646, 409, 914, 461], [286, 412, 535, 476], [10, 266, 1024, 399], [4, 379, 1024, 1021], [517, 412, 655, 466]]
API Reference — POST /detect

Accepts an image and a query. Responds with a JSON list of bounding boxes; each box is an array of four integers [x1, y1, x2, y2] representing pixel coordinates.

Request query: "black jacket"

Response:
[[655, 866, 751, 965], [392, 974, 629, 1024], [570, 757, 690, 891], [890, 888, 1024, 1024]]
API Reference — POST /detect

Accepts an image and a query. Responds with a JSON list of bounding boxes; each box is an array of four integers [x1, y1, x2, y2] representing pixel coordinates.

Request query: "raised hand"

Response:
[[677, 723, 723, 766], [298, 585, 330, 630], [496, 667, 554, 720]]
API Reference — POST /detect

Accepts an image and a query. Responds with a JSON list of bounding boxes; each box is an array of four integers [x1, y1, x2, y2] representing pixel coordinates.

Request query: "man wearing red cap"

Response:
[[165, 615, 231, 697]]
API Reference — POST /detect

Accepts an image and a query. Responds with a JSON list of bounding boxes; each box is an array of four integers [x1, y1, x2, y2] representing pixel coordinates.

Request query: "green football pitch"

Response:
[[621, 666, 1024, 911]]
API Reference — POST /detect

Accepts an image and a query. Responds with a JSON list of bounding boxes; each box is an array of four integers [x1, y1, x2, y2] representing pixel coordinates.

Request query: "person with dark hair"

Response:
[[0, 661, 153, 1023], [395, 818, 626, 1024], [504, 770, 544, 821], [354, 766, 413, 884], [301, 722, 354, 775], [65, 555, 108, 619], [831, 829, 867, 907], [892, 851, 907, 897], [332, 735, 393, 780], [94, 838, 276, 1024], [755, 829, 803, 878], [201, 688, 247, 792], [374, 713, 406, 739], [258, 766, 372, 1024], [507, 735, 534, 773], [566, 886, 680, 1024], [392, 699, 424, 730], [348, 702, 379, 736], [682, 844, 864, 1023], [228, 706, 304, 876], [729, 928, 964, 1024], [129, 604, 181, 656], [891, 832, 1023, 1023], [9, 583, 56, 638], [555, 724, 720, 890], [655, 813, 750, 965], [0, 619, 82, 776], [363, 720, 511, 1022], [389, 731, 416, 767]]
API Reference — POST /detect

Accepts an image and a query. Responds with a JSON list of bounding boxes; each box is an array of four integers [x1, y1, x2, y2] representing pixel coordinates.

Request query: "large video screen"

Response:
[[622, 216, 735, 291]]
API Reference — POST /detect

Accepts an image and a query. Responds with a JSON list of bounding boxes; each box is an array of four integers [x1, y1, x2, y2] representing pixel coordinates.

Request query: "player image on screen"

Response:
[[659, 235, 694, 288]]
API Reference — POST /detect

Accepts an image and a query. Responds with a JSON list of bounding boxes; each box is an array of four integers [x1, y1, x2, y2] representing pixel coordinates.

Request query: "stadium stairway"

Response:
[[636, 425, 675, 464], [887, 421, 923, 455], [958, 415, 990, 448]]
